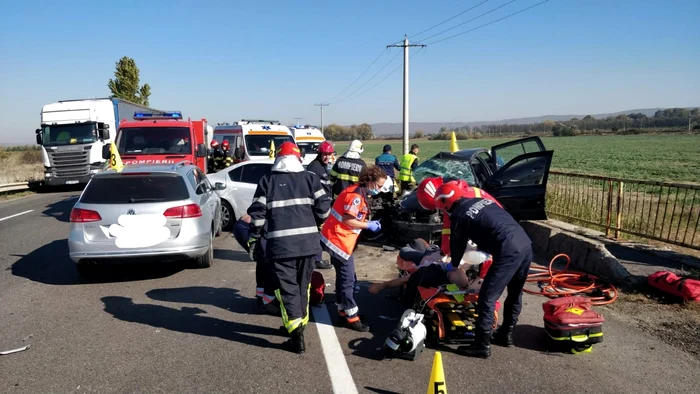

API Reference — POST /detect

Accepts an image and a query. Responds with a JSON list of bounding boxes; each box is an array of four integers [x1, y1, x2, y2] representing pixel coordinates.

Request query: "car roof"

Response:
[[97, 162, 196, 177], [424, 148, 487, 162]]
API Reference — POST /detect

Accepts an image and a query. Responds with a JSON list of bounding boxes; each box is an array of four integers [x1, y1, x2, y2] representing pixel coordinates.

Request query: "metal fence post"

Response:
[[616, 181, 624, 239], [606, 180, 613, 237]]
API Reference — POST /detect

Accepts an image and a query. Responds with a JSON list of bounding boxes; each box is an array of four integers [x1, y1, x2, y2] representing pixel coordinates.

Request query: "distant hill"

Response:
[[368, 107, 699, 136]]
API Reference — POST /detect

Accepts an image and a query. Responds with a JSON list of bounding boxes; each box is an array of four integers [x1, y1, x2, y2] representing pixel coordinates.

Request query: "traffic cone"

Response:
[[269, 140, 276, 159], [109, 142, 124, 171], [427, 351, 447, 394], [450, 132, 459, 153]]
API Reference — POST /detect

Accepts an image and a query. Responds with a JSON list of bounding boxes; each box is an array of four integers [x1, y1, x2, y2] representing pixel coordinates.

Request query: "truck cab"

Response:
[[36, 98, 156, 186], [104, 111, 209, 173], [213, 120, 295, 164]]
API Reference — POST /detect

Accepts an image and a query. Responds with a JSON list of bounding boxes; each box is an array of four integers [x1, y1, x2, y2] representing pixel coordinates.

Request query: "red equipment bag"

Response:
[[310, 271, 325, 305], [648, 271, 700, 301], [542, 296, 605, 325]]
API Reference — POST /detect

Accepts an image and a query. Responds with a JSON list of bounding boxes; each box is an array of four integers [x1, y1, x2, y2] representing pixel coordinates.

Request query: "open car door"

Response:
[[483, 137, 553, 221]]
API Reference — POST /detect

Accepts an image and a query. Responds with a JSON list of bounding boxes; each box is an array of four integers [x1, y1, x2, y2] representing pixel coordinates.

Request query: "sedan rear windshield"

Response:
[[80, 174, 190, 204]]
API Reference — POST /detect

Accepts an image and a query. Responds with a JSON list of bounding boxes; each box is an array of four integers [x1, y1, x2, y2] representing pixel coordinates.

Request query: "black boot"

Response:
[[458, 329, 491, 358], [492, 324, 515, 347], [284, 325, 306, 354]]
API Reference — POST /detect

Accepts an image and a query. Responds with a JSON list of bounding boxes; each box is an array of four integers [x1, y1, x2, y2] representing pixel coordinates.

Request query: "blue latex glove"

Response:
[[366, 221, 382, 233]]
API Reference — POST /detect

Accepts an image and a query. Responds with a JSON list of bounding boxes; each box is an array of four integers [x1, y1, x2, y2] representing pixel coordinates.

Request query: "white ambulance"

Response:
[[291, 125, 326, 162], [213, 120, 295, 163]]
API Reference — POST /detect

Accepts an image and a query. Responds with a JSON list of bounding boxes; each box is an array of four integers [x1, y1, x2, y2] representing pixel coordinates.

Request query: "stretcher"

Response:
[[395, 245, 500, 347]]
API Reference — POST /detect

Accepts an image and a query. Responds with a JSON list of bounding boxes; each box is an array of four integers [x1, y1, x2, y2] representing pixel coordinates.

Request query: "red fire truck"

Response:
[[103, 111, 210, 172]]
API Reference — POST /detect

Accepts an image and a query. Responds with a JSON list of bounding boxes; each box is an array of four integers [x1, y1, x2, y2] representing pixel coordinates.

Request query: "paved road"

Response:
[[1, 191, 699, 393]]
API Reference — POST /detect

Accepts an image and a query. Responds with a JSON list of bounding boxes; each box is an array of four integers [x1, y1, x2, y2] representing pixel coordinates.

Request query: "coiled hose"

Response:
[[524, 254, 618, 305]]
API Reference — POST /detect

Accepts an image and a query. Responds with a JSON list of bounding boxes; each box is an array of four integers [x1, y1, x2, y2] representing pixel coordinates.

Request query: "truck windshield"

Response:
[[245, 135, 294, 156], [41, 123, 97, 146], [118, 127, 192, 155]]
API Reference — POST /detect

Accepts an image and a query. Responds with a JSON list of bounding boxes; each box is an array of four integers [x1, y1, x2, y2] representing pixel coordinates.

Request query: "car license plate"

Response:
[[66, 180, 79, 185]]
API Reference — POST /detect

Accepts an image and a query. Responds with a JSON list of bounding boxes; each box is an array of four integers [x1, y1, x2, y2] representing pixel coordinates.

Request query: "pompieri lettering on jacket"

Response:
[[336, 160, 364, 173]]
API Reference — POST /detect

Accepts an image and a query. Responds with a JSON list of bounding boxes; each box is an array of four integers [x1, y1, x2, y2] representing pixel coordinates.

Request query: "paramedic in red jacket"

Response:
[[321, 166, 385, 332], [416, 177, 502, 255]]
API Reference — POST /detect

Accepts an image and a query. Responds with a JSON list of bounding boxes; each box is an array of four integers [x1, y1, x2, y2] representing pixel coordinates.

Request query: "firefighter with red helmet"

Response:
[[209, 140, 224, 172], [307, 141, 336, 270], [247, 141, 331, 354], [432, 181, 533, 359], [416, 177, 502, 256], [221, 139, 234, 168]]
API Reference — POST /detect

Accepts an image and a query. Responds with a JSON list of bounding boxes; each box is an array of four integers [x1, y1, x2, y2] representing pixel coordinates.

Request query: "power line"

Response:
[[409, 0, 491, 40], [330, 49, 402, 104], [426, 0, 549, 45], [334, 49, 425, 105], [324, 49, 389, 103], [419, 0, 518, 43]]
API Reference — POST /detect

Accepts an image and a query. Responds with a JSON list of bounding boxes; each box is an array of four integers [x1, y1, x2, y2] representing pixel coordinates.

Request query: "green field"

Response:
[[356, 134, 699, 183]]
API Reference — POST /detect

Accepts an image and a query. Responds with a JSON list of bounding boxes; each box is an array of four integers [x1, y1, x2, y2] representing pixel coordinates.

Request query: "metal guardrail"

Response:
[[0, 182, 30, 193], [547, 171, 700, 250]]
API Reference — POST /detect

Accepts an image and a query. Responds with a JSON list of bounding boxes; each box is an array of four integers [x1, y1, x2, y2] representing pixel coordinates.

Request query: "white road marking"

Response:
[[0, 210, 33, 222], [312, 304, 359, 394]]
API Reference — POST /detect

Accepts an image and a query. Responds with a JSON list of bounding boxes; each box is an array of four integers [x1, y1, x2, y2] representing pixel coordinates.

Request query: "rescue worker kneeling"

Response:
[[321, 165, 385, 332], [434, 181, 533, 358], [247, 142, 331, 354]]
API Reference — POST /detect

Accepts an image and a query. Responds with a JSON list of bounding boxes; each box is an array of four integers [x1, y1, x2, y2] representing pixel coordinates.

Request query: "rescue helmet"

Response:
[[434, 181, 467, 212], [318, 141, 334, 154], [276, 141, 302, 160], [221, 140, 230, 149], [349, 140, 363, 154], [416, 177, 444, 210], [210, 140, 219, 148]]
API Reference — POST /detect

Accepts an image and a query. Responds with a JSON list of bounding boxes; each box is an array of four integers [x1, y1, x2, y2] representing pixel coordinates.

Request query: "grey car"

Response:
[[68, 162, 225, 274]]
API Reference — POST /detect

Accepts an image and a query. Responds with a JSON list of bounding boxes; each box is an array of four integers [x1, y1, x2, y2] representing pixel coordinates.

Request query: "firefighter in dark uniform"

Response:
[[247, 141, 331, 354], [433, 181, 533, 359], [330, 140, 366, 199], [306, 141, 335, 270], [221, 139, 234, 168], [209, 140, 224, 172]]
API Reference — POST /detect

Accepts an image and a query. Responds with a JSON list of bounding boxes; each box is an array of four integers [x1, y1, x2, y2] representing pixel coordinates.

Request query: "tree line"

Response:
[[428, 107, 700, 140], [323, 124, 374, 141]]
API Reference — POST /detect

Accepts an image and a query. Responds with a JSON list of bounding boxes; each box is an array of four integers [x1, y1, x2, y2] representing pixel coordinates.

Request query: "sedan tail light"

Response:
[[70, 208, 102, 222], [163, 204, 203, 218]]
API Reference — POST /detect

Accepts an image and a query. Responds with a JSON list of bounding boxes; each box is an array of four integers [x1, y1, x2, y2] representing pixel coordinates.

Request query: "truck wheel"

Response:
[[194, 229, 213, 269], [221, 201, 234, 231]]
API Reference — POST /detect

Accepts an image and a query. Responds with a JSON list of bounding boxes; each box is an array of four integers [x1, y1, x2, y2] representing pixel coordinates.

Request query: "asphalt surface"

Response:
[[1, 190, 699, 393]]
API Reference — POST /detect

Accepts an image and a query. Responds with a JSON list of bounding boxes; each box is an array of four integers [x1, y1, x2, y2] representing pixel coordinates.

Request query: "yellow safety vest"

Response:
[[398, 153, 418, 182]]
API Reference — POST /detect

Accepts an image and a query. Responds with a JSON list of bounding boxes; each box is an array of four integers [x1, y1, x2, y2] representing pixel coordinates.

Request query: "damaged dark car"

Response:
[[368, 136, 554, 246]]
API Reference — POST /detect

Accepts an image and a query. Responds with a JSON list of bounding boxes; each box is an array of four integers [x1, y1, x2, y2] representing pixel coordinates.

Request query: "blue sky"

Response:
[[1, 0, 698, 143]]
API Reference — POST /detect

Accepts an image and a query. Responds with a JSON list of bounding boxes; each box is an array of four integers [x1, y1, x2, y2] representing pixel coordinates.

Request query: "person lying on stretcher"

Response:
[[369, 239, 491, 308]]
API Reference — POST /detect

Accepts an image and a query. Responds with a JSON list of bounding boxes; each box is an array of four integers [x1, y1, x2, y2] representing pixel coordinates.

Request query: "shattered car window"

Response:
[[413, 158, 477, 186]]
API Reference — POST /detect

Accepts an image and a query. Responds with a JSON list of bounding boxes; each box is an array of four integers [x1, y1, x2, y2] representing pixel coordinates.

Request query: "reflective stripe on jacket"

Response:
[[330, 156, 366, 198], [320, 184, 369, 262]]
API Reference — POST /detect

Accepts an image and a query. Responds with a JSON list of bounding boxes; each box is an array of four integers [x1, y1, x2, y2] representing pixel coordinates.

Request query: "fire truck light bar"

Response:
[[134, 111, 183, 120]]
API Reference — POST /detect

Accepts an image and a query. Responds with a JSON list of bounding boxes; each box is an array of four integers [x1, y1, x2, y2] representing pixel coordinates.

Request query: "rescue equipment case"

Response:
[[310, 271, 325, 305], [647, 271, 700, 302], [542, 296, 604, 354]]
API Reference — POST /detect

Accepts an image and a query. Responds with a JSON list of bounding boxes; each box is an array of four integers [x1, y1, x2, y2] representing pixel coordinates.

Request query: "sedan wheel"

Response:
[[221, 201, 233, 231]]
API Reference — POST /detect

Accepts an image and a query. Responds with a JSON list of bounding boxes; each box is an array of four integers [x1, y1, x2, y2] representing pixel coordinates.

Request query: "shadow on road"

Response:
[[606, 243, 700, 272], [213, 248, 250, 262], [101, 296, 283, 348], [42, 194, 79, 222], [33, 184, 85, 194], [364, 387, 401, 394], [11, 239, 187, 285], [146, 286, 259, 315], [511, 324, 568, 356]]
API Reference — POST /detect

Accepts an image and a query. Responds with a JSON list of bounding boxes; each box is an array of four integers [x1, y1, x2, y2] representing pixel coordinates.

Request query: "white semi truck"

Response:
[[35, 98, 159, 186]]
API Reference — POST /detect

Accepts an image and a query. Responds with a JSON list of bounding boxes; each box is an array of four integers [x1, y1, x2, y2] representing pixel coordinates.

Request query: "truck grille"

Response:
[[48, 149, 90, 177]]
